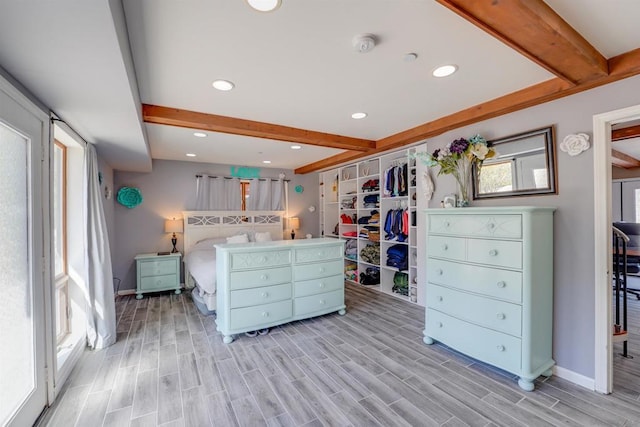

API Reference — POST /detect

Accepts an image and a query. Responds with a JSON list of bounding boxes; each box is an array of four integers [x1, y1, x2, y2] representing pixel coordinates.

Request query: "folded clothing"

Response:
[[392, 272, 409, 296], [360, 244, 380, 264], [387, 244, 408, 270], [360, 267, 380, 285]]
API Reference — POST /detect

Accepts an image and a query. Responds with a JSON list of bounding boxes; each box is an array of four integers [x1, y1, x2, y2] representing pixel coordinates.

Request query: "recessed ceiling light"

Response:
[[263, 160, 271, 164], [193, 132, 207, 138], [404, 53, 418, 62], [351, 112, 368, 120], [212, 79, 235, 91], [246, 0, 281, 12], [291, 145, 302, 150], [432, 64, 458, 78], [186, 153, 197, 157]]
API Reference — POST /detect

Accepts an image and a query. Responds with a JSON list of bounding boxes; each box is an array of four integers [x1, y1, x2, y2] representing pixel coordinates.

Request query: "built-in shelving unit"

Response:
[[321, 145, 425, 305]]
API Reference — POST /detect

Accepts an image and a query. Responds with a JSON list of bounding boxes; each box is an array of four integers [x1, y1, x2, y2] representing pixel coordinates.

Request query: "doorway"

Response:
[[0, 77, 51, 426], [594, 103, 640, 394]]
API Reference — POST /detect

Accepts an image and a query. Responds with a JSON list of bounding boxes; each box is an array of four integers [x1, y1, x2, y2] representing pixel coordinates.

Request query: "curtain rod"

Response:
[[195, 174, 290, 182]]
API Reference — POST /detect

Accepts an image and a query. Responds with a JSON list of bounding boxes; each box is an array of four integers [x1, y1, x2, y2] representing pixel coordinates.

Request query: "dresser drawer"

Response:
[[427, 259, 522, 303], [427, 284, 522, 337], [230, 300, 292, 331], [229, 266, 291, 290], [294, 260, 343, 281], [467, 239, 522, 269], [426, 309, 522, 374], [294, 289, 343, 317], [139, 259, 178, 277], [294, 245, 343, 263], [428, 235, 466, 261], [139, 274, 178, 291], [294, 274, 343, 298], [429, 214, 522, 239], [230, 250, 291, 270], [230, 283, 292, 309]]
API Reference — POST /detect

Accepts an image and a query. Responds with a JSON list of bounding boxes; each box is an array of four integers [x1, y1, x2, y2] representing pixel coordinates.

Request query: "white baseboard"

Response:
[[553, 365, 595, 390], [117, 289, 136, 296]]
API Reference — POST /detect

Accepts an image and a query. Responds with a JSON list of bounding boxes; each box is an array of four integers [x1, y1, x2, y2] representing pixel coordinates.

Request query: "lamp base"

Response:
[[171, 237, 178, 253], [291, 231, 295, 240]]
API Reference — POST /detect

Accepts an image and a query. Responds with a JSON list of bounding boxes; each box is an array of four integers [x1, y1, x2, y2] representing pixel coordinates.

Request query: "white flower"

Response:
[[470, 143, 489, 160], [560, 133, 590, 156]]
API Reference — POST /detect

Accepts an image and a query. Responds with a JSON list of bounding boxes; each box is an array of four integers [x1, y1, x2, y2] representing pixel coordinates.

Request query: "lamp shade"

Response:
[[288, 217, 300, 230], [164, 218, 183, 234]]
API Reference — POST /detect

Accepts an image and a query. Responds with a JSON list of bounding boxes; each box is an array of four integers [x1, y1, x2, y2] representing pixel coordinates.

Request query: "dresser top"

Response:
[[214, 237, 344, 252], [425, 206, 556, 214], [135, 252, 182, 260]]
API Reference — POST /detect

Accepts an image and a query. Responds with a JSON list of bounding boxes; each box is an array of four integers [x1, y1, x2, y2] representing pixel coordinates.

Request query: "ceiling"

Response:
[[0, 1, 639, 173]]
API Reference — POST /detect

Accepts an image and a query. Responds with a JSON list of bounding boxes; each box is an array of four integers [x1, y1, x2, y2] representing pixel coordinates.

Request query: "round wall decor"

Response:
[[295, 185, 304, 193], [117, 186, 143, 208]]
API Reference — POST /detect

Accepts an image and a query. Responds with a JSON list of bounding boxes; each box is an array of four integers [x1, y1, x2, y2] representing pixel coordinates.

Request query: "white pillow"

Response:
[[191, 237, 226, 251], [226, 234, 249, 244], [254, 231, 272, 242]]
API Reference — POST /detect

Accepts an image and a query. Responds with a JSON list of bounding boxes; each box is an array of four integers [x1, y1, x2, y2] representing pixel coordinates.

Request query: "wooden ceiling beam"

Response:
[[612, 124, 640, 142], [142, 104, 375, 152], [612, 149, 640, 169], [435, 0, 608, 85], [296, 48, 640, 174]]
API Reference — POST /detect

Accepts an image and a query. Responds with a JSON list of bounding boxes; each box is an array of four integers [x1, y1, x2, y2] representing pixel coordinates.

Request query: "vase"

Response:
[[453, 157, 472, 207]]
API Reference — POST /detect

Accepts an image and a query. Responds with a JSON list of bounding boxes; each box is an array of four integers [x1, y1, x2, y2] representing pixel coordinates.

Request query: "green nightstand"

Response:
[[135, 252, 182, 299]]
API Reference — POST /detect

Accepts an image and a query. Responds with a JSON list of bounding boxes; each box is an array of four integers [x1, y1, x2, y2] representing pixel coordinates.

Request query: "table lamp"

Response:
[[164, 218, 183, 253], [288, 217, 300, 240]]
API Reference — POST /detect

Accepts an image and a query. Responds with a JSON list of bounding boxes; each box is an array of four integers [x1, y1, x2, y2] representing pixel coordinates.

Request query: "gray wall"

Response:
[[423, 74, 640, 378], [113, 159, 319, 291]]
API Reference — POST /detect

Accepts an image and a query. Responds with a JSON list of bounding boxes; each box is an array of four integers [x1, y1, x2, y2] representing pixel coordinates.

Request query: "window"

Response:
[[53, 141, 70, 344], [241, 181, 250, 210]]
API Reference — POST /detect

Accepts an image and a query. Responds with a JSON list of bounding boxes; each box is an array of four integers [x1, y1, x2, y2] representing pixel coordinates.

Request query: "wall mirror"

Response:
[[473, 126, 557, 199]]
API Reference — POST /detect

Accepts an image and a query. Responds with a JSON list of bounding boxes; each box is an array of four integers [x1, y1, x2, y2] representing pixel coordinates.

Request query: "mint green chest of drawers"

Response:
[[215, 238, 346, 343], [424, 207, 555, 391], [135, 253, 182, 299]]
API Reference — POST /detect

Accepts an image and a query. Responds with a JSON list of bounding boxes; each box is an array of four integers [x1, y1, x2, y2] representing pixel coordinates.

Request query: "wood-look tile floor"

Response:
[[41, 283, 640, 427]]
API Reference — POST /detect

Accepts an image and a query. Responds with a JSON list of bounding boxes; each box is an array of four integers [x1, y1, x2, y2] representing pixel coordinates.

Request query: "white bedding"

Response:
[[184, 248, 217, 294]]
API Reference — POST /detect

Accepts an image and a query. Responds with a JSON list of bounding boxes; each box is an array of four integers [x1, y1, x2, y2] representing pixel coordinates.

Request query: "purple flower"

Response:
[[432, 148, 440, 159], [449, 138, 469, 154]]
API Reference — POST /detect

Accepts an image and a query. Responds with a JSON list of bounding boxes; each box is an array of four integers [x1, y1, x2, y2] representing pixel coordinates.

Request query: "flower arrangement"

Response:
[[117, 186, 143, 209], [419, 134, 496, 206]]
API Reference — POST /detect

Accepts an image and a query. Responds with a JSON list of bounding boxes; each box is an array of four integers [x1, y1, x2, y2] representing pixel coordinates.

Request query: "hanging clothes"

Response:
[[384, 208, 409, 242], [383, 163, 408, 197]]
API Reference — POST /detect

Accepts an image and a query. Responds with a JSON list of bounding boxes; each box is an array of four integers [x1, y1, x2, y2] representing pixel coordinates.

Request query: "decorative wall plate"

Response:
[[117, 186, 143, 208], [295, 185, 304, 193]]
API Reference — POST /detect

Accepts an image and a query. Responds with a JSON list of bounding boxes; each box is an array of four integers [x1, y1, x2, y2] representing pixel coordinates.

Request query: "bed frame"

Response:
[[182, 210, 285, 310]]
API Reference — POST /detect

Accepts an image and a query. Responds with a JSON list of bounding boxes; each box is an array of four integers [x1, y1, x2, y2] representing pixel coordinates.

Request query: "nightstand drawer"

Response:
[[428, 235, 466, 261], [230, 283, 291, 309], [426, 309, 522, 374], [139, 259, 178, 277], [467, 239, 522, 269], [294, 245, 343, 263], [139, 274, 178, 291], [294, 274, 343, 298], [427, 284, 522, 337], [294, 260, 343, 281], [230, 250, 291, 270], [427, 259, 522, 303], [230, 300, 292, 330], [230, 266, 291, 290], [294, 289, 343, 316], [429, 214, 522, 238]]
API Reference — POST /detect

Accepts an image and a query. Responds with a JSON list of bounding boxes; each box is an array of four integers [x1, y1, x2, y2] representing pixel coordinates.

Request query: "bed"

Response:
[[182, 210, 285, 314]]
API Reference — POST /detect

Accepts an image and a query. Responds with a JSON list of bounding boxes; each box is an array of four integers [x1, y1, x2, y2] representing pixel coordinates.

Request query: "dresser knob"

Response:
[[497, 281, 506, 288], [437, 296, 443, 302], [442, 244, 448, 251], [436, 269, 443, 275], [262, 312, 269, 317], [318, 251, 325, 257], [319, 282, 325, 288], [260, 274, 268, 280], [437, 322, 443, 328], [488, 223, 495, 230], [489, 249, 498, 256], [261, 292, 269, 298], [319, 299, 325, 305], [319, 267, 325, 273], [444, 221, 450, 228], [156, 280, 161, 285], [496, 313, 506, 320], [497, 345, 505, 352], [259, 256, 267, 263]]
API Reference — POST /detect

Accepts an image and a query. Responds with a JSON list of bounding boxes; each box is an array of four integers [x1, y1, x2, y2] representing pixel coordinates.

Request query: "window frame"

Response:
[[53, 140, 70, 344]]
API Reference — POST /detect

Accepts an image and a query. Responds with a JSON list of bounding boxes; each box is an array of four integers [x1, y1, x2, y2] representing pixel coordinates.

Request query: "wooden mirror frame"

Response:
[[472, 126, 557, 200]]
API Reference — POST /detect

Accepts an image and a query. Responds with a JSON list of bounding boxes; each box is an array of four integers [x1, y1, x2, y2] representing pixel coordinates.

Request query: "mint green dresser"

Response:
[[424, 207, 555, 391], [215, 238, 346, 343], [135, 252, 182, 299]]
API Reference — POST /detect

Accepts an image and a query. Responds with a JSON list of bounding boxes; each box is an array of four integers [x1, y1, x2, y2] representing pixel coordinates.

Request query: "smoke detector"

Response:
[[352, 34, 377, 53]]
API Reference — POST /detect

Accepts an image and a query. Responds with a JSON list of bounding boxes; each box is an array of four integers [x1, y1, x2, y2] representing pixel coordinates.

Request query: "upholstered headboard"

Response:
[[182, 210, 285, 254]]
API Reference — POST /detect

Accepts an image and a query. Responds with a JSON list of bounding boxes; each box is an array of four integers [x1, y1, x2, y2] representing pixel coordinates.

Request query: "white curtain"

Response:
[[195, 175, 242, 210], [247, 178, 285, 210], [84, 144, 116, 349]]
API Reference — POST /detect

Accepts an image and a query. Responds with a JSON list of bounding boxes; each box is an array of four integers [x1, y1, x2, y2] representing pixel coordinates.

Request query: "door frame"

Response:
[[593, 103, 640, 394], [0, 72, 55, 420]]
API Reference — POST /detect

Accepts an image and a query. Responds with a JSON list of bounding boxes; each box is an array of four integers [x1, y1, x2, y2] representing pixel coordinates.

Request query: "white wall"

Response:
[[113, 159, 319, 291], [422, 74, 640, 379]]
